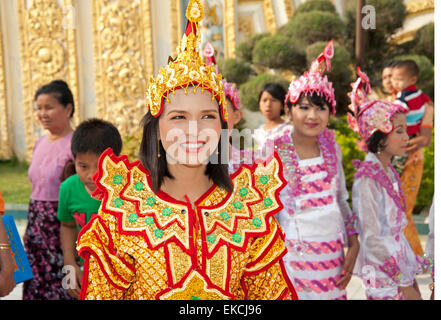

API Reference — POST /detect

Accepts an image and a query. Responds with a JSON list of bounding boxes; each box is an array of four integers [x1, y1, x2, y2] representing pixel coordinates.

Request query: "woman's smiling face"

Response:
[[158, 87, 222, 166], [289, 95, 330, 138]]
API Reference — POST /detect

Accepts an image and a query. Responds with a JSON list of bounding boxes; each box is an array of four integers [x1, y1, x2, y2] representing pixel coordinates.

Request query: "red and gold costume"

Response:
[[77, 0, 296, 300], [77, 149, 297, 300]]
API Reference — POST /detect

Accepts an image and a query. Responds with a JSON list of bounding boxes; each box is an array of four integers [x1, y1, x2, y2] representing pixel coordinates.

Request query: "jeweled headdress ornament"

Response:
[[145, 0, 227, 120], [285, 40, 336, 114], [347, 67, 408, 142], [203, 42, 240, 111]]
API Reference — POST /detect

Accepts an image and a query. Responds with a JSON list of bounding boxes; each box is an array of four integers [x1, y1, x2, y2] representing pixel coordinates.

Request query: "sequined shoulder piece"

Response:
[[92, 148, 193, 253], [353, 159, 406, 212], [197, 152, 287, 257]]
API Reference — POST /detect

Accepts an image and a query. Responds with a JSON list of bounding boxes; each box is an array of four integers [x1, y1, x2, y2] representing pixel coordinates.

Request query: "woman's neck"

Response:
[[375, 151, 393, 173], [161, 164, 212, 205], [264, 118, 284, 131], [48, 124, 73, 142], [291, 130, 320, 160]]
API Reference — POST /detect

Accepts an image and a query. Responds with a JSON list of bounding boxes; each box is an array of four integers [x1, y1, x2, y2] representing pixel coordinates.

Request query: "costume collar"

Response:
[[93, 148, 286, 257]]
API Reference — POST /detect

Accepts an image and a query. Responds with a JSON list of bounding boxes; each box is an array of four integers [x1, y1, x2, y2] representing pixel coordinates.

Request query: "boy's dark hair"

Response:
[[35, 80, 75, 118], [382, 60, 399, 70], [139, 111, 233, 194], [394, 60, 419, 78], [286, 92, 331, 113], [258, 83, 287, 116], [71, 118, 122, 157]]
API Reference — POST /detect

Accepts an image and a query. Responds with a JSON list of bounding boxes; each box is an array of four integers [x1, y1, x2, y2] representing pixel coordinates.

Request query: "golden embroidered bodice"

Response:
[[77, 148, 297, 300]]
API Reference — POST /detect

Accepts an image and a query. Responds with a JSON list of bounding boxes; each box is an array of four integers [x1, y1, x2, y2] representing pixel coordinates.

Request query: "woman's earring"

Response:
[[157, 139, 161, 158]]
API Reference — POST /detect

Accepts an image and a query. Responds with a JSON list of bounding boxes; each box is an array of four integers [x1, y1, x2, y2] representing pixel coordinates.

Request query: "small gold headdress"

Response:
[[145, 0, 227, 120]]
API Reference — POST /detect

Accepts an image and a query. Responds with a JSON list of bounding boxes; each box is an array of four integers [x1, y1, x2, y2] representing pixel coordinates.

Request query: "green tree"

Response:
[[252, 34, 306, 73], [295, 0, 337, 14], [235, 32, 270, 64], [282, 11, 344, 47], [217, 58, 253, 86]]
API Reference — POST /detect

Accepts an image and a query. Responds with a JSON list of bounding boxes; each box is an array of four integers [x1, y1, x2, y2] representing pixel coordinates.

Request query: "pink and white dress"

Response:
[[274, 128, 357, 300], [252, 122, 292, 150], [352, 152, 423, 300]]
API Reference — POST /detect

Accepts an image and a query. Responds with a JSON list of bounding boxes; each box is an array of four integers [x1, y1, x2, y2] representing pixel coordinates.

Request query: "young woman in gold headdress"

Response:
[[77, 0, 297, 300]]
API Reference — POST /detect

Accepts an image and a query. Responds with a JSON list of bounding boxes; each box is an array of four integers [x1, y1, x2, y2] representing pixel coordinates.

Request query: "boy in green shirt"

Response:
[[57, 118, 122, 299]]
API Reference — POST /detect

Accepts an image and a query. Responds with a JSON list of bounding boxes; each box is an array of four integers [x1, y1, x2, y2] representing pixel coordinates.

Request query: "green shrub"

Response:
[[393, 54, 434, 100], [238, 73, 289, 112], [305, 41, 353, 114], [283, 11, 344, 46], [415, 133, 434, 213], [236, 32, 270, 64], [295, 0, 336, 14], [217, 58, 253, 85], [412, 23, 434, 64], [252, 34, 306, 73], [329, 115, 365, 205]]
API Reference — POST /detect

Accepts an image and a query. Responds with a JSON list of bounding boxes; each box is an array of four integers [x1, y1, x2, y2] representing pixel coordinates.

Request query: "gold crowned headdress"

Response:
[[145, 0, 227, 120]]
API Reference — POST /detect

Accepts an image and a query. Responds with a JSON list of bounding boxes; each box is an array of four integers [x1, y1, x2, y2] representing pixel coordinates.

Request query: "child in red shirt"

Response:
[[391, 59, 433, 257]]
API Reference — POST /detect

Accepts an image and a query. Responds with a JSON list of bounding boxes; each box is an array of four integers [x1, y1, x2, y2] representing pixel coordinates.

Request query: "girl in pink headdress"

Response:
[[348, 68, 425, 300], [273, 41, 359, 300], [203, 42, 245, 173]]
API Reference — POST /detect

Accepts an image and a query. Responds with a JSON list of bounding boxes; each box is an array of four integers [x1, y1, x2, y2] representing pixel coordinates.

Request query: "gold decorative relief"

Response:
[[92, 0, 154, 138], [238, 16, 254, 39], [17, 0, 80, 162], [262, 0, 277, 34], [224, 0, 236, 58], [170, 0, 183, 57], [284, 0, 294, 19], [406, 0, 434, 17], [0, 28, 12, 160]]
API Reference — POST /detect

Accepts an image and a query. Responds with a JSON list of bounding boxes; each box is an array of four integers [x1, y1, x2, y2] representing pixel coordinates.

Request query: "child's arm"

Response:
[[406, 102, 434, 154], [60, 221, 82, 298], [335, 142, 360, 289]]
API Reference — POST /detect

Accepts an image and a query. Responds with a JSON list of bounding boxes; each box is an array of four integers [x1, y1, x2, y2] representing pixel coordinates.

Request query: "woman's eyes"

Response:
[[299, 105, 327, 111], [170, 114, 217, 120]]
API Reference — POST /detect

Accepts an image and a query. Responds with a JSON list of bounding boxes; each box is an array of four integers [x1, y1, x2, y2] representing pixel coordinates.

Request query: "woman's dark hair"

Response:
[[139, 110, 233, 194], [34, 80, 75, 118], [71, 118, 123, 157], [286, 92, 331, 113], [366, 130, 388, 154], [258, 83, 287, 116]]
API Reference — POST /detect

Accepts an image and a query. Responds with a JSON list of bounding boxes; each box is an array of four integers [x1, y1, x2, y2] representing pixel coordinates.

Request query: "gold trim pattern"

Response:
[[262, 0, 277, 34], [238, 16, 255, 39], [170, 0, 183, 57], [17, 0, 80, 162], [406, 0, 434, 17], [284, 0, 294, 18], [224, 0, 236, 58], [92, 0, 154, 138], [0, 28, 12, 160]]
